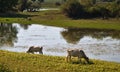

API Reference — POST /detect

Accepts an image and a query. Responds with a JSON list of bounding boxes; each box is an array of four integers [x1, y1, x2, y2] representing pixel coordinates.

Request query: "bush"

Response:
[[61, 0, 84, 19], [86, 6, 100, 17], [107, 2, 120, 18], [89, 6, 110, 19], [61, 0, 119, 19]]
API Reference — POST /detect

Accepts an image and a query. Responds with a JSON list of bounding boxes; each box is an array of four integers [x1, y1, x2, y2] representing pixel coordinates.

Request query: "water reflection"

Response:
[[0, 23, 18, 46], [19, 24, 31, 30], [61, 28, 120, 44], [0, 23, 120, 62]]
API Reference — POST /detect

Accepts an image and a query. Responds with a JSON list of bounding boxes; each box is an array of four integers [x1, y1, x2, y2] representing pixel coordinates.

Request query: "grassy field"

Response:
[[0, 10, 120, 30], [0, 50, 120, 72]]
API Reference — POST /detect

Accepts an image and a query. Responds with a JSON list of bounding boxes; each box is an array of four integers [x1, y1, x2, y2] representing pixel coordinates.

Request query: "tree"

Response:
[[92, 0, 96, 4], [38, 0, 44, 2], [27, 0, 42, 12], [17, 0, 43, 12], [0, 0, 18, 13], [31, 0, 36, 2], [116, 0, 120, 4], [30, 0, 41, 10], [17, 0, 28, 11]]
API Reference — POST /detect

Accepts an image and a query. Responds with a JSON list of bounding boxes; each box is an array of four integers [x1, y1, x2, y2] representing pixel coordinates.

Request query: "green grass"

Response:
[[0, 10, 120, 30], [0, 50, 120, 72]]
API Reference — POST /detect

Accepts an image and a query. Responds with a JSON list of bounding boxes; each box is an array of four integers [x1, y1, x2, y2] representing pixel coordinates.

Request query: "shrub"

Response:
[[86, 6, 100, 17], [61, 0, 119, 19], [107, 2, 120, 18], [61, 0, 84, 19]]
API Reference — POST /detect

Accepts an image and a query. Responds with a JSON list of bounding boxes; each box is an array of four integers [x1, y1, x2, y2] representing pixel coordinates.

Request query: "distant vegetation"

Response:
[[0, 0, 119, 19], [0, 0, 44, 12], [0, 0, 18, 13], [0, 0, 64, 13], [0, 0, 120, 30], [61, 0, 120, 19]]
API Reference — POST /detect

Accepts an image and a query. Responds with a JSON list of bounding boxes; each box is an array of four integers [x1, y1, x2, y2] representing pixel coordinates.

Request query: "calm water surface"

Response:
[[0, 23, 120, 62]]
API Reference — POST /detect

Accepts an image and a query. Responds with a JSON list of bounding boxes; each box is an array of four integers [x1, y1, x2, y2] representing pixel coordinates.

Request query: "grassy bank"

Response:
[[0, 10, 120, 30], [0, 50, 120, 72]]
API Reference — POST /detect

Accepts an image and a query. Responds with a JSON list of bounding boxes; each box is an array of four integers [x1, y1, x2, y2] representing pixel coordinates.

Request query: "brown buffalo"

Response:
[[66, 49, 89, 63], [27, 46, 43, 54]]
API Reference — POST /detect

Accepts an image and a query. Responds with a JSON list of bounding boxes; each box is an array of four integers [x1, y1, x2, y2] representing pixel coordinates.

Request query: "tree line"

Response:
[[62, 0, 120, 19], [0, 0, 44, 13], [0, 0, 119, 19]]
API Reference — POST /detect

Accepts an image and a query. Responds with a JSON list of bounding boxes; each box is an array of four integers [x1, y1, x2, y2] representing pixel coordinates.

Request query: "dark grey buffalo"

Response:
[[66, 49, 89, 63], [27, 46, 43, 54]]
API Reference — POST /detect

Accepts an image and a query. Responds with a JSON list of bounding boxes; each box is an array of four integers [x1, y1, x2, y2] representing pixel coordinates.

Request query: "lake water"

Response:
[[0, 23, 120, 62]]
